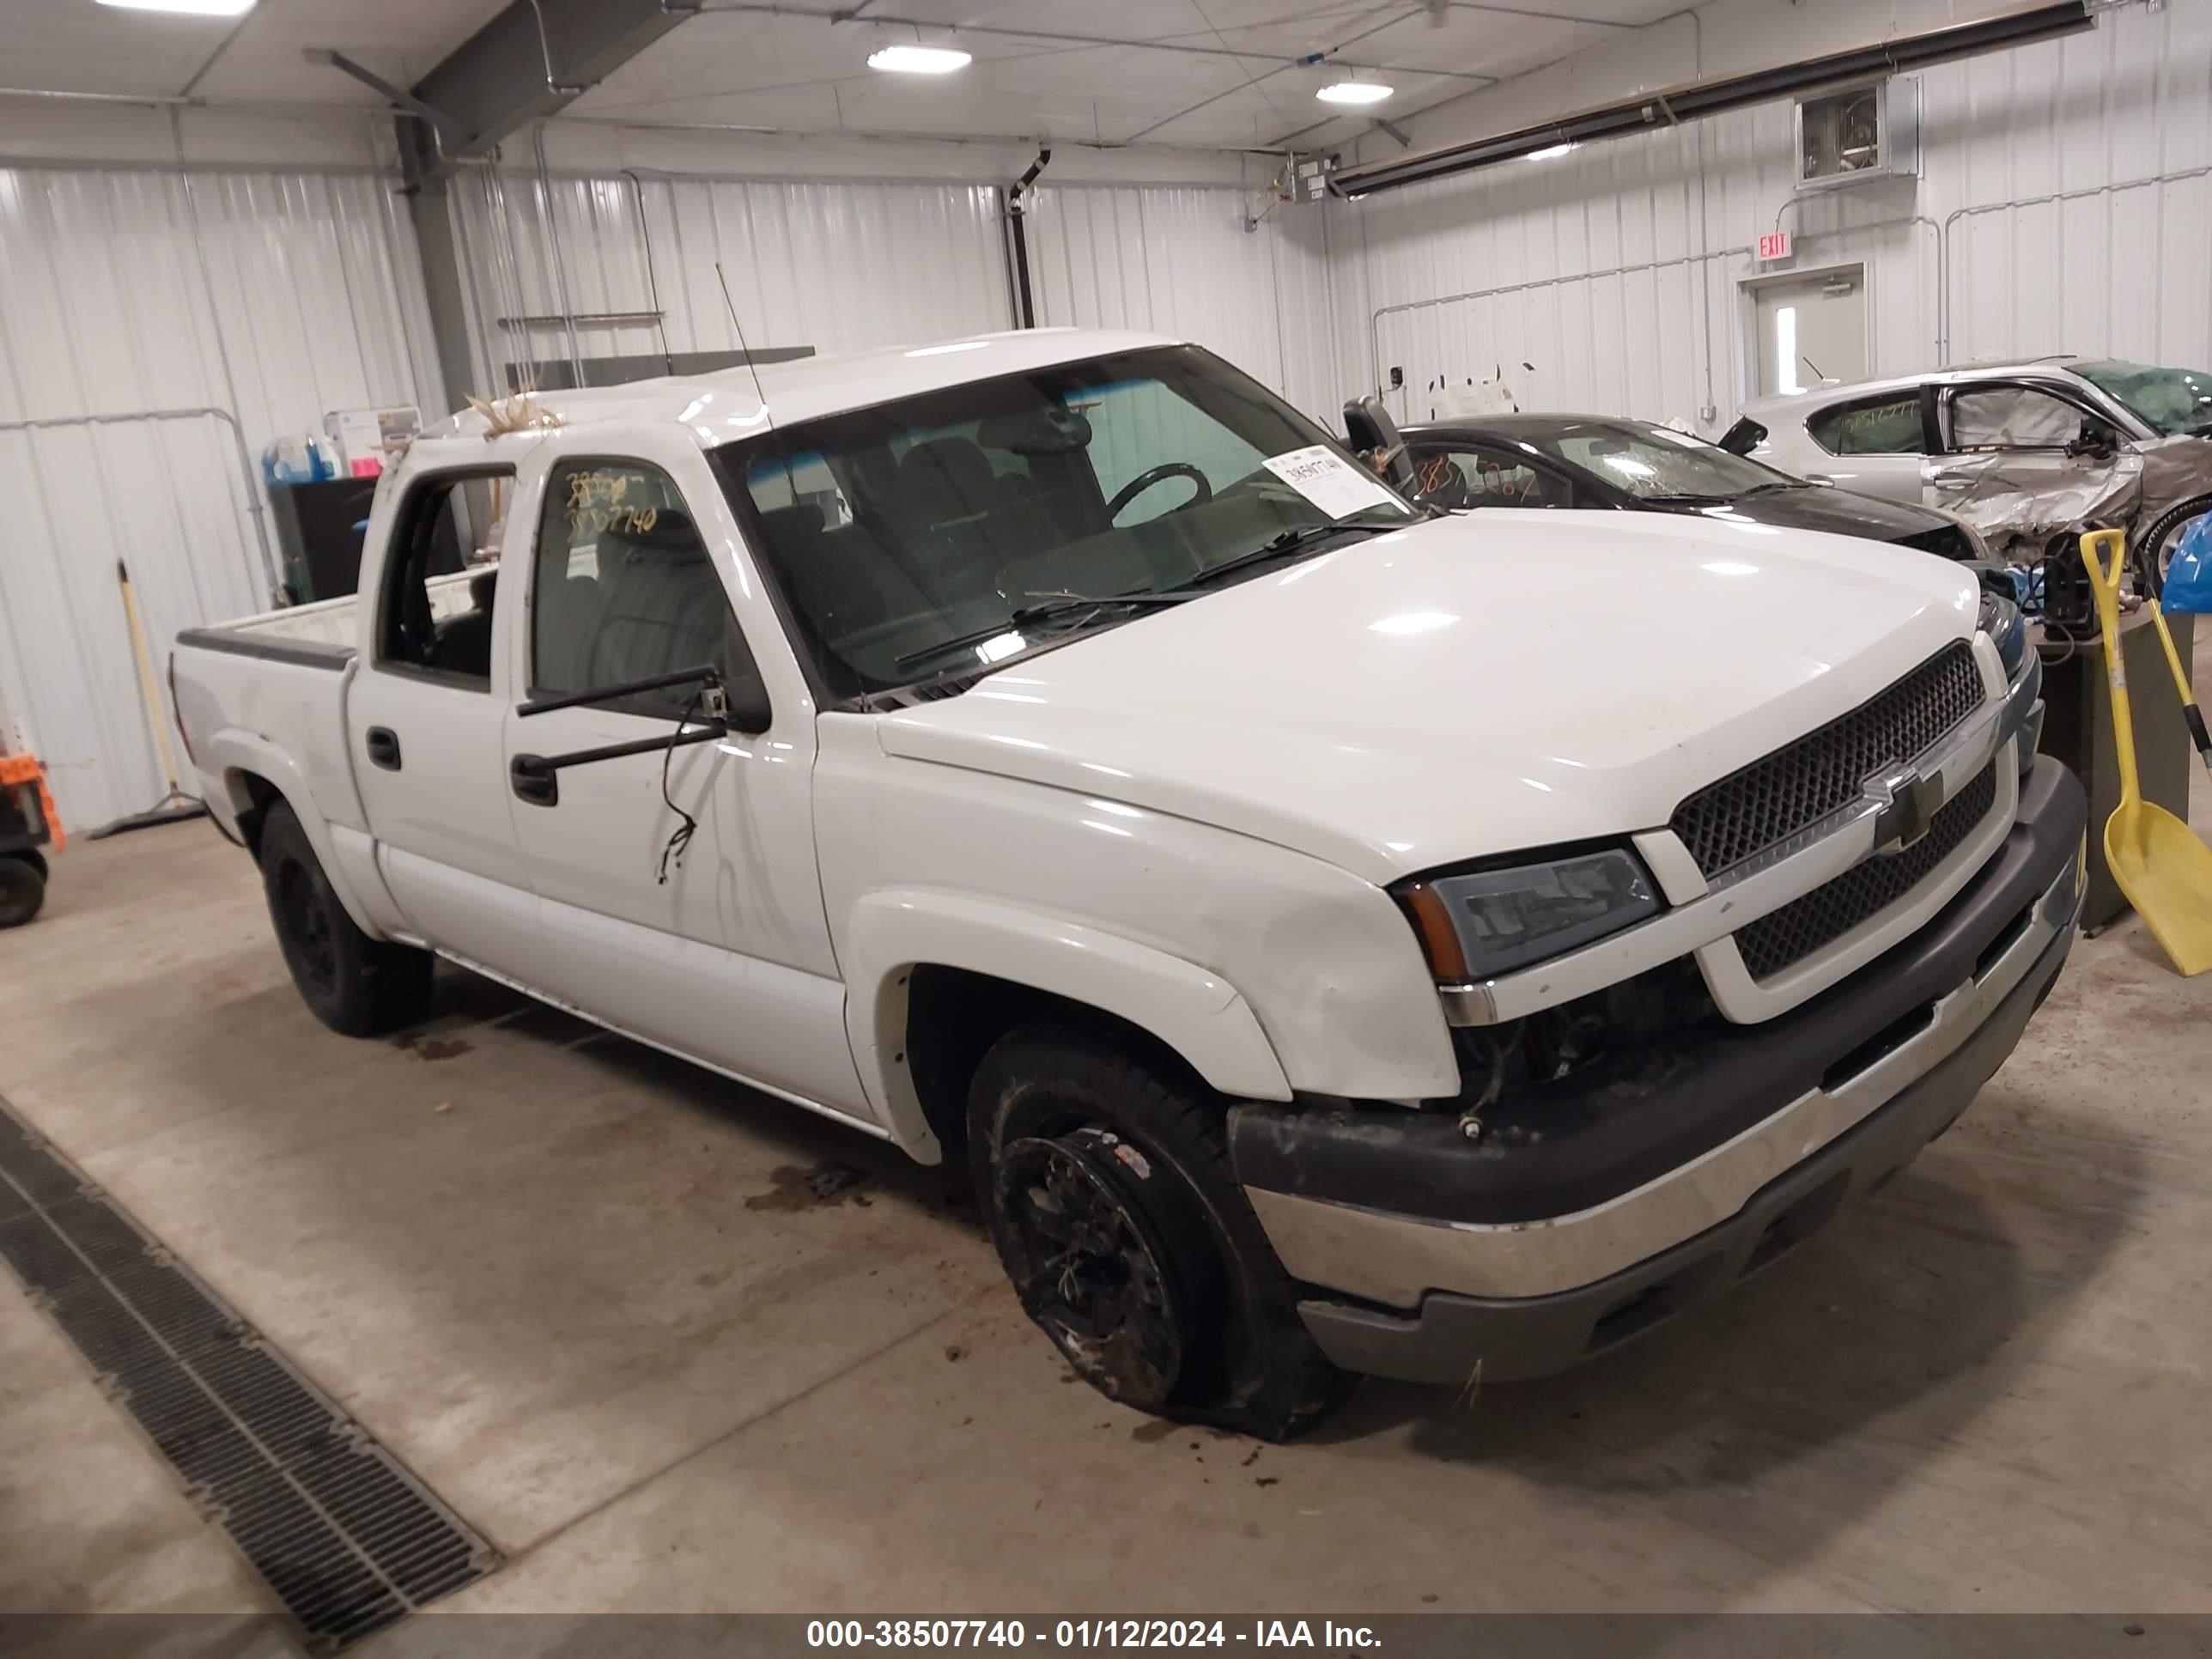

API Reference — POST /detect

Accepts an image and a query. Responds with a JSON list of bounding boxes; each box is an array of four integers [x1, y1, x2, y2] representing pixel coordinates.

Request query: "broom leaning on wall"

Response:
[[88, 559, 207, 841]]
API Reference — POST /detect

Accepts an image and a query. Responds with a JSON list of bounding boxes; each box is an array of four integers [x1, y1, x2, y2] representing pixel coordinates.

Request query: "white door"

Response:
[[1753, 270, 1868, 398], [499, 440, 870, 1123], [347, 467, 541, 972]]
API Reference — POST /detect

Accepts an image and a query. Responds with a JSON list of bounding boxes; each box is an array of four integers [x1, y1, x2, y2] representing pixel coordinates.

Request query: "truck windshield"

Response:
[[712, 344, 1411, 699], [2072, 359, 2212, 437]]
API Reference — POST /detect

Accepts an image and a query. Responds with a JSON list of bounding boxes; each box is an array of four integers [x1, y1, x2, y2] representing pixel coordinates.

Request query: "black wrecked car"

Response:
[[1393, 413, 1990, 562]]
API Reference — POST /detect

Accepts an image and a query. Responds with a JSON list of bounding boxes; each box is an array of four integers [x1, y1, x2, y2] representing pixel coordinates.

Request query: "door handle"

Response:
[[366, 726, 401, 770], [510, 754, 558, 807]]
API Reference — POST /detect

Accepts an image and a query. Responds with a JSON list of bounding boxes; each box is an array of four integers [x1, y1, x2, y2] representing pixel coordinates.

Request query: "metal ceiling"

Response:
[[1, 0, 1693, 154]]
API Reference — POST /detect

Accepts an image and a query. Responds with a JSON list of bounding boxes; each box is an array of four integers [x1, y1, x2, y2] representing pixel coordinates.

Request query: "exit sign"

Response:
[[1758, 230, 1793, 262]]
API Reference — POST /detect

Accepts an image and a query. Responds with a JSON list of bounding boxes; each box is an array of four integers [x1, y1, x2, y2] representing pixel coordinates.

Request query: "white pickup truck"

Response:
[[173, 327, 2084, 1437]]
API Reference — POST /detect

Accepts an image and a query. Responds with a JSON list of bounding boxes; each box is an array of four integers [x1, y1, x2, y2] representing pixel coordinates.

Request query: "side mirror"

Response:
[[2068, 422, 2118, 459], [512, 665, 763, 802], [720, 677, 773, 734], [1342, 393, 1420, 496]]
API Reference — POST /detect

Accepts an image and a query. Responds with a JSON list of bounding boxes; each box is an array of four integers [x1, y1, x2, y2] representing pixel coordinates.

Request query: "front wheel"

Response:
[[2136, 493, 2212, 600], [258, 800, 434, 1036], [968, 1022, 1351, 1439], [0, 854, 46, 928]]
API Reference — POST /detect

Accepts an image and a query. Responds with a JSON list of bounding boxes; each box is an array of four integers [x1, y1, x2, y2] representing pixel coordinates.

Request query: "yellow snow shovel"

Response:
[[2081, 528, 2212, 975]]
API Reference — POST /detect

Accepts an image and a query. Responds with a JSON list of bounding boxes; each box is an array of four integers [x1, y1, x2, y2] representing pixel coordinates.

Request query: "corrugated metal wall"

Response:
[[0, 165, 438, 831], [1025, 185, 1346, 421], [447, 169, 1345, 423], [1339, 0, 2212, 431], [449, 167, 1009, 398]]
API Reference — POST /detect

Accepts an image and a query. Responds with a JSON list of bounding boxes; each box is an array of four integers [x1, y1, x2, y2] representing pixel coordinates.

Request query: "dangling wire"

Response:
[[656, 685, 708, 884]]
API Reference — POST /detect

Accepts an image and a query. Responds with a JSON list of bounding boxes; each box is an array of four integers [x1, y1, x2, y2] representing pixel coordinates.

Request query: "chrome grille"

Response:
[[1671, 642, 1984, 878], [1733, 761, 1999, 981]]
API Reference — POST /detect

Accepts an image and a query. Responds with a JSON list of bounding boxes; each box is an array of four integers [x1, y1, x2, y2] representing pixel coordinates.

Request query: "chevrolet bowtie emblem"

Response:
[[1869, 765, 1948, 854]]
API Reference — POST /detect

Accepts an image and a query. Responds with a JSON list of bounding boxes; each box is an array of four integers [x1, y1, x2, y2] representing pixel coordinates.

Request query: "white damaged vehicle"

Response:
[[171, 328, 2084, 1437]]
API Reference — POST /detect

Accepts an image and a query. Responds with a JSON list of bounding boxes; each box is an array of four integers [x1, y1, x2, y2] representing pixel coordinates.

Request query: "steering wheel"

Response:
[[1106, 462, 1212, 521]]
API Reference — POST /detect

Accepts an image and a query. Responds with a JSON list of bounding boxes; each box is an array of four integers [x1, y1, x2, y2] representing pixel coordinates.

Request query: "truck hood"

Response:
[[875, 509, 1982, 884]]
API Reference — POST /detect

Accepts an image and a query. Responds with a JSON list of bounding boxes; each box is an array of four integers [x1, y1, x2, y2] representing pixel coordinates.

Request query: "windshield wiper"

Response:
[[1174, 520, 1389, 591], [892, 589, 1186, 672]]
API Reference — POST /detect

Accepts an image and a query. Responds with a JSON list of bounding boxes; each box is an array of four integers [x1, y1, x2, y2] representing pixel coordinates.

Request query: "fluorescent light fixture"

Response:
[[1527, 141, 1580, 161], [868, 43, 972, 74], [95, 0, 256, 12], [1316, 80, 1395, 105], [904, 339, 993, 357]]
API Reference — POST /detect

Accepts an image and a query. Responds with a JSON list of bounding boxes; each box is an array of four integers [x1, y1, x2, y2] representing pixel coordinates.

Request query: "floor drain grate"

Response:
[[0, 1097, 501, 1650]]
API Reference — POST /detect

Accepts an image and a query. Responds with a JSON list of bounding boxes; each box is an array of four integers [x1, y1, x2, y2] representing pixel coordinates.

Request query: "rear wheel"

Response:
[[0, 854, 45, 928], [2136, 493, 2212, 600], [258, 801, 433, 1036], [969, 1022, 1351, 1439]]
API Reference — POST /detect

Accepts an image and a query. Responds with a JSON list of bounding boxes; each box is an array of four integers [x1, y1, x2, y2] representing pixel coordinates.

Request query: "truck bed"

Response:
[[175, 571, 480, 665], [170, 571, 480, 854]]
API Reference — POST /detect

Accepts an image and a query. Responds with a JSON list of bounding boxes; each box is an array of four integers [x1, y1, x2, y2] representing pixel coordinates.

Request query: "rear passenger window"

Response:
[[1808, 394, 1924, 456], [531, 458, 768, 727], [373, 469, 511, 688]]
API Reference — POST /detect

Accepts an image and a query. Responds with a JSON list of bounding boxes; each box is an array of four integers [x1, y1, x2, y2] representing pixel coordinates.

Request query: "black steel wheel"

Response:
[[969, 1022, 1352, 1438], [258, 800, 434, 1036], [994, 1126, 1211, 1409], [0, 854, 45, 929]]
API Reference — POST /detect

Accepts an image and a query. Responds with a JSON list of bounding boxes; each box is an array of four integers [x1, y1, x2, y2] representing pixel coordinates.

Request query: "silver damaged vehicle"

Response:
[[1725, 357, 2212, 592]]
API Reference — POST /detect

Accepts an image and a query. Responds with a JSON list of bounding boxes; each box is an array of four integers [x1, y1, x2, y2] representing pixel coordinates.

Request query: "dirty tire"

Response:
[[258, 800, 433, 1036], [0, 854, 45, 928], [969, 1022, 1352, 1440], [2136, 493, 2212, 600]]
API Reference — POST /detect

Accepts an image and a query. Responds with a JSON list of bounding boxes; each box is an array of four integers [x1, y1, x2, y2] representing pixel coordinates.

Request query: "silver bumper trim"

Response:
[[1251, 836, 2082, 1310]]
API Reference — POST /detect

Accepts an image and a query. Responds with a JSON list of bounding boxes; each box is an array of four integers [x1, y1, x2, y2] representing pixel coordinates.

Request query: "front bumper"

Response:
[[1229, 755, 2086, 1385]]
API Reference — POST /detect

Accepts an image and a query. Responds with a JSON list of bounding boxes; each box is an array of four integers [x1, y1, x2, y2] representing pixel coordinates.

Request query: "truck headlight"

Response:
[[1400, 848, 1660, 983], [1979, 589, 2027, 680]]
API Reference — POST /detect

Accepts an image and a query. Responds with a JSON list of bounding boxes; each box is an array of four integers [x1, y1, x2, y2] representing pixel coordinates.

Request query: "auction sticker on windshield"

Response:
[[1262, 446, 1403, 520]]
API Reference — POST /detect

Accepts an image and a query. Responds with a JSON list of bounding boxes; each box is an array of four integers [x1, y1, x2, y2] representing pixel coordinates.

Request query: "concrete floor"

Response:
[[3, 758, 2210, 1629]]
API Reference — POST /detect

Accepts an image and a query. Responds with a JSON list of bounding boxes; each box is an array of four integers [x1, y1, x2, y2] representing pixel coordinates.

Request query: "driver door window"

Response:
[[1947, 386, 2087, 452], [531, 457, 767, 727], [1413, 445, 1571, 508]]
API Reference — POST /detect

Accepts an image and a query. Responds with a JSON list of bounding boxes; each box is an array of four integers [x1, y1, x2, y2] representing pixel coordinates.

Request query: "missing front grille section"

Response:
[[0, 1099, 500, 1650], [1735, 762, 2000, 982], [1671, 641, 1984, 878]]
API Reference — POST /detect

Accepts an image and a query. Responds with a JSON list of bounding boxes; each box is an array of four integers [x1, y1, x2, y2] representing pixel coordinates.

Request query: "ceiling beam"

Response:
[[407, 0, 701, 158]]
